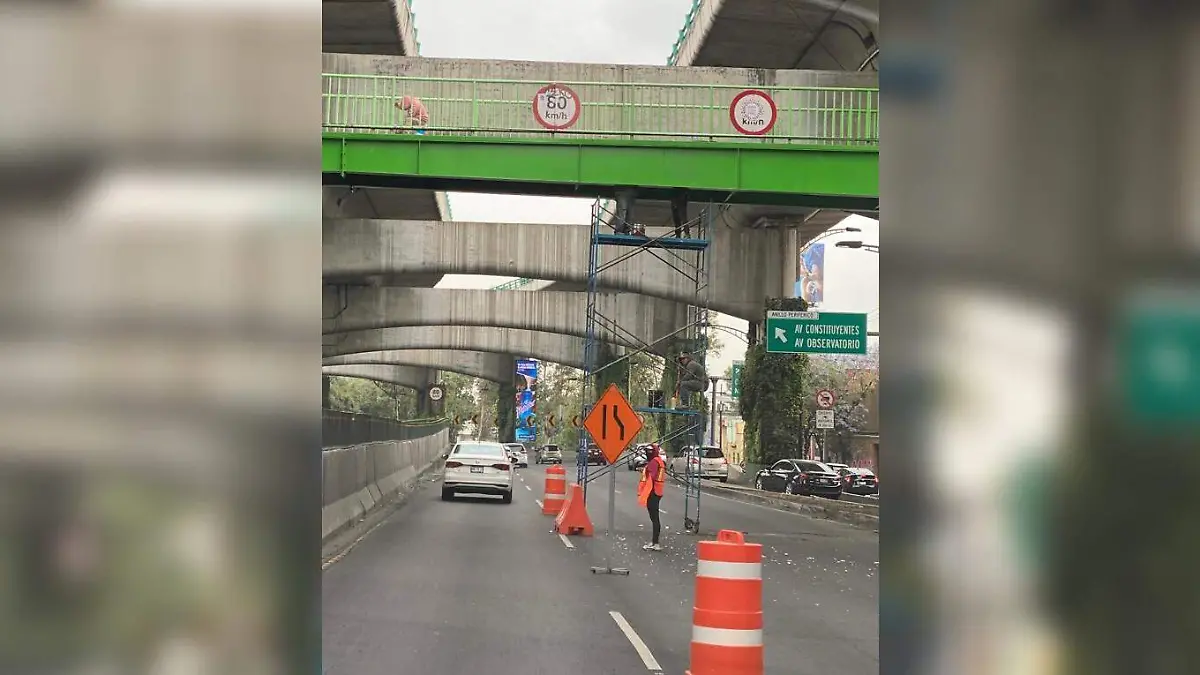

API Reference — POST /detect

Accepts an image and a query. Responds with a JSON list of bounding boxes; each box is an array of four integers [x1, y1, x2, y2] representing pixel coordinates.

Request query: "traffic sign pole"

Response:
[[583, 384, 640, 577]]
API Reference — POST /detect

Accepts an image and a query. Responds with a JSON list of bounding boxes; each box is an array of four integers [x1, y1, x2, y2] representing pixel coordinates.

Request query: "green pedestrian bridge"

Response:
[[322, 72, 878, 210]]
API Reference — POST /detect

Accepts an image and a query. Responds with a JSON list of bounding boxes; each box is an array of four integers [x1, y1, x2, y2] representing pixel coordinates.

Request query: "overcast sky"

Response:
[[415, 0, 879, 380]]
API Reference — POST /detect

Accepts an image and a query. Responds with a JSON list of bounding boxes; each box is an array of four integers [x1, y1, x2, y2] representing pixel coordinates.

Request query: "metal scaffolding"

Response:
[[576, 196, 713, 535]]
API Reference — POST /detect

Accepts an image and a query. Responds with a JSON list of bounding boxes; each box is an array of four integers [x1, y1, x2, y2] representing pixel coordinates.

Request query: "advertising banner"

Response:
[[515, 359, 538, 442], [794, 242, 825, 306]]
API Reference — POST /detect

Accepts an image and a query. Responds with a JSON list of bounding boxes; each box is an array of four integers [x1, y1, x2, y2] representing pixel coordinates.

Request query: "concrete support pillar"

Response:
[[322, 375, 332, 409], [496, 355, 517, 443], [783, 225, 798, 298], [415, 369, 438, 417]]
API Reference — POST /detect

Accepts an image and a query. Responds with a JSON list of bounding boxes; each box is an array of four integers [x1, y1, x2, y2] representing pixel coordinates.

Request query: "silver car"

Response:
[[671, 445, 729, 482]]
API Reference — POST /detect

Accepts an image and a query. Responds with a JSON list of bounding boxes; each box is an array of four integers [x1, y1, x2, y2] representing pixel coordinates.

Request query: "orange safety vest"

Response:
[[641, 456, 666, 497]]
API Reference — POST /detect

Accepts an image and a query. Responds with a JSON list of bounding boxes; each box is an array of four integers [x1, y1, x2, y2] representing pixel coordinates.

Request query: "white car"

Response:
[[671, 445, 730, 482], [442, 441, 514, 503], [504, 443, 529, 468]]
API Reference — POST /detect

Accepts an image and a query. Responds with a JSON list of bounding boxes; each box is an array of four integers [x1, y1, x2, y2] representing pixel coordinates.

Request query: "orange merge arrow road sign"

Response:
[[583, 384, 644, 465]]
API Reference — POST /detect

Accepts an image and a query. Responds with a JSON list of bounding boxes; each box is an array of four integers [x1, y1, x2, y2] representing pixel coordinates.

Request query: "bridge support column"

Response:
[[415, 369, 439, 417], [496, 355, 517, 443], [322, 375, 332, 409], [783, 226, 798, 297]]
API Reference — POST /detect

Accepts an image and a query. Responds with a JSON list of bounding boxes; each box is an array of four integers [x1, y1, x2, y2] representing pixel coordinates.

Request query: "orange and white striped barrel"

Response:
[[542, 464, 567, 515], [686, 529, 763, 675]]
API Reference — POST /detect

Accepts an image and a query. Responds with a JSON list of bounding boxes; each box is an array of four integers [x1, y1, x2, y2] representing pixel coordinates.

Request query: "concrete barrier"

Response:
[[699, 480, 879, 530], [322, 429, 449, 541]]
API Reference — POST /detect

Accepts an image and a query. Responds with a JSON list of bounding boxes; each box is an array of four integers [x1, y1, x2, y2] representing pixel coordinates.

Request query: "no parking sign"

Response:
[[729, 89, 778, 136]]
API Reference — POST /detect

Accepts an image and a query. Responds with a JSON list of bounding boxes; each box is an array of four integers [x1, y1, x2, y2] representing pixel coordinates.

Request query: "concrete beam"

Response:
[[325, 349, 511, 384], [322, 288, 689, 352], [324, 218, 787, 320], [323, 0, 420, 56], [670, 0, 879, 71], [323, 326, 587, 370], [323, 363, 434, 391]]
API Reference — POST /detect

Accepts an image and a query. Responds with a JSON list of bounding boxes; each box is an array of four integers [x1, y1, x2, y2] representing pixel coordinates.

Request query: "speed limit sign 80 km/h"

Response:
[[533, 83, 581, 130]]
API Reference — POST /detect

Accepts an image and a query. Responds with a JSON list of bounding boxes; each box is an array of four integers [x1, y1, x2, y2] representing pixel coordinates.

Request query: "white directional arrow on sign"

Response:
[[774, 327, 788, 343]]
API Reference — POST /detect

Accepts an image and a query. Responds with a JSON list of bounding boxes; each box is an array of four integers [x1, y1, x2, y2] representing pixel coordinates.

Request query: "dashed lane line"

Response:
[[535, 499, 544, 509], [558, 533, 576, 549], [609, 611, 663, 673]]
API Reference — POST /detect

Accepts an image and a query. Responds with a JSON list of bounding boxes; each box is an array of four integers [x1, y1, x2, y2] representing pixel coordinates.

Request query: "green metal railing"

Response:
[[669, 0, 705, 65], [323, 73, 879, 145], [491, 278, 537, 290]]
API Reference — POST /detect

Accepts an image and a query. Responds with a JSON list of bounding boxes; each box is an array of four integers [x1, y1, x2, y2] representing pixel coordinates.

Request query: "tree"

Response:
[[800, 356, 877, 462], [327, 376, 417, 419], [739, 297, 810, 465]]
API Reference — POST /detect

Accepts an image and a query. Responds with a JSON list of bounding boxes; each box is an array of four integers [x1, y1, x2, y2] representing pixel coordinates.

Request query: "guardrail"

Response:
[[323, 73, 878, 145], [323, 409, 448, 448]]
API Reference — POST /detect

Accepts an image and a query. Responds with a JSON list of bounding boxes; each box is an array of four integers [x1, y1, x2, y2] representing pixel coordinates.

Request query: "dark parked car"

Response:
[[841, 467, 878, 495], [754, 459, 843, 499], [585, 445, 607, 466]]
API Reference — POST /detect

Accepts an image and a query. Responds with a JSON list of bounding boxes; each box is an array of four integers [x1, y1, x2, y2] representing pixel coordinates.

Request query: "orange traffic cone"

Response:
[[553, 483, 594, 536], [686, 530, 764, 675], [542, 465, 567, 516]]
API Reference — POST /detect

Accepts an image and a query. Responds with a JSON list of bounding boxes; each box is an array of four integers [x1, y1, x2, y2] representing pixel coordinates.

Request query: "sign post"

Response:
[[765, 310, 868, 355], [582, 384, 644, 577]]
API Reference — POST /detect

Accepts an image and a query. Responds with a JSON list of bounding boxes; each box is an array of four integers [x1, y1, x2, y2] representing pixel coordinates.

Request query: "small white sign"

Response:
[[815, 388, 837, 409], [815, 409, 835, 429], [729, 89, 778, 136], [533, 83, 581, 130], [428, 385, 444, 402]]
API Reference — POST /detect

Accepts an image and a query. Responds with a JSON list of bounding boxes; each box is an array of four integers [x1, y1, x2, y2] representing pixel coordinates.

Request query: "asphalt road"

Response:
[[323, 463, 878, 675]]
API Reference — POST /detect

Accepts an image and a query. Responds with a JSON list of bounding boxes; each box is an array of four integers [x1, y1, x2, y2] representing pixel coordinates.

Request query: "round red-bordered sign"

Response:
[[729, 89, 778, 136], [816, 389, 837, 409], [532, 83, 581, 130]]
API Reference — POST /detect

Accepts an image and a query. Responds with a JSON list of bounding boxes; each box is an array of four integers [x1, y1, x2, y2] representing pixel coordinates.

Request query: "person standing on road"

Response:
[[639, 443, 667, 551]]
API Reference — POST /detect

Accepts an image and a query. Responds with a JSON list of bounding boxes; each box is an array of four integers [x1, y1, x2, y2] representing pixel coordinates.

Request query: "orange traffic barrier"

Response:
[[542, 465, 567, 515], [686, 530, 763, 675], [553, 483, 594, 536]]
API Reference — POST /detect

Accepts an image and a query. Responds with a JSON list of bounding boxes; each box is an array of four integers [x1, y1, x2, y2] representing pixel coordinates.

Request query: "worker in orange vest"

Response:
[[638, 443, 667, 551]]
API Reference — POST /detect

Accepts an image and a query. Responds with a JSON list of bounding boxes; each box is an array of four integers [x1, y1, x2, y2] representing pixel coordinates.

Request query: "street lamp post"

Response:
[[708, 376, 720, 445]]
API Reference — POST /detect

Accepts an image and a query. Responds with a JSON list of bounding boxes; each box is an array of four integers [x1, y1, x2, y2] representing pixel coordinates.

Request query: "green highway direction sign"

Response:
[[766, 310, 868, 355], [730, 361, 743, 398]]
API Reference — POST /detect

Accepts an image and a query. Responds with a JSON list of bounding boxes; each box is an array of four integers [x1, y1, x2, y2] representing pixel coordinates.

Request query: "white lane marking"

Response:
[[614, 489, 622, 495], [558, 533, 575, 549], [660, 509, 668, 515], [535, 499, 544, 509], [525, 484, 532, 491], [609, 611, 663, 672]]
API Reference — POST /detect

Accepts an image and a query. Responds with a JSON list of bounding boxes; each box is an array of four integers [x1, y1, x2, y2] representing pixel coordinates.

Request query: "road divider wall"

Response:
[[700, 480, 879, 530], [322, 429, 450, 541]]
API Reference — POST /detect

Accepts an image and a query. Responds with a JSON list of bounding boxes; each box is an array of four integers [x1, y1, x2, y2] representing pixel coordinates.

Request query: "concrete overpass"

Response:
[[323, 363, 435, 391], [322, 288, 689, 352], [323, 0, 420, 55], [326, 349, 514, 384], [669, 0, 879, 71], [324, 326, 587, 370], [324, 218, 796, 320]]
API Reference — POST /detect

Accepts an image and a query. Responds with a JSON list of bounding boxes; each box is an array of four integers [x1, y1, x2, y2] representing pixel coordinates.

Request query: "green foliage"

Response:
[[800, 358, 876, 462], [740, 297, 810, 464], [439, 372, 481, 439], [327, 376, 418, 419]]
